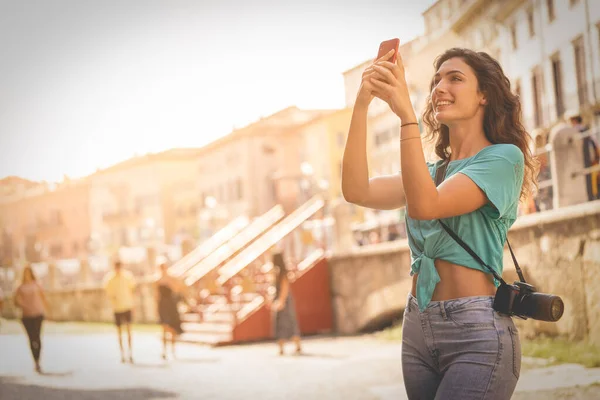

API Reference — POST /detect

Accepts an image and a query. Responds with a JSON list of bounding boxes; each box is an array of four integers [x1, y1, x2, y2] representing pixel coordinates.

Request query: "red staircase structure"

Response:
[[184, 204, 285, 286], [168, 216, 250, 278], [231, 249, 333, 344], [177, 195, 334, 346]]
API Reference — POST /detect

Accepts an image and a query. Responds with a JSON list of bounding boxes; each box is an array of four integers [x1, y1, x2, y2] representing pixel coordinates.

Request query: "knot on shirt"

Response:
[[411, 253, 441, 312]]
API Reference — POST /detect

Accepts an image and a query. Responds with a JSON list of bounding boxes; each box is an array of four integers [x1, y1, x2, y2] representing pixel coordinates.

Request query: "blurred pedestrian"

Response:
[[155, 262, 185, 360], [532, 129, 553, 212], [268, 251, 301, 356], [14, 265, 48, 373], [566, 110, 600, 201], [103, 260, 136, 363]]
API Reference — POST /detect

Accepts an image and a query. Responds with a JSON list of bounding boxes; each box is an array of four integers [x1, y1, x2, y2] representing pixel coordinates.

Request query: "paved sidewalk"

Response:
[[0, 331, 599, 399]]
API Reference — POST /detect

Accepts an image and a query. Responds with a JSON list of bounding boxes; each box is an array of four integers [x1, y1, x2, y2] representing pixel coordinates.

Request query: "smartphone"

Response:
[[377, 38, 400, 63]]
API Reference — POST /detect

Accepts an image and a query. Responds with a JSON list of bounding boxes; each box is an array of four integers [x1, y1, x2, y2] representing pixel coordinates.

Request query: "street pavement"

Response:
[[1, 329, 599, 399]]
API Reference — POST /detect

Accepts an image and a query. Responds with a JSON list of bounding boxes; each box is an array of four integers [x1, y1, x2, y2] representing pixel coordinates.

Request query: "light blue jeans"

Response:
[[402, 293, 521, 400]]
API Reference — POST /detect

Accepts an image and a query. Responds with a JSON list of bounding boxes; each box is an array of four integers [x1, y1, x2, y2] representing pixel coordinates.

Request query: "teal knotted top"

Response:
[[406, 144, 524, 311]]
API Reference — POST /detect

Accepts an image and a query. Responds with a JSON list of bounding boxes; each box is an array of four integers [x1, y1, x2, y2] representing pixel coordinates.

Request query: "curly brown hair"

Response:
[[422, 48, 538, 201]]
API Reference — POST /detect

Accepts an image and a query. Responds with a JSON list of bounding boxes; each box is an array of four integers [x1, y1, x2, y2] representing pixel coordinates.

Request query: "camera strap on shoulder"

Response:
[[434, 160, 527, 284]]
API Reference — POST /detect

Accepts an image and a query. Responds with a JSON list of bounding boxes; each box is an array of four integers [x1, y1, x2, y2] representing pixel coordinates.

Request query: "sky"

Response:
[[0, 0, 437, 182]]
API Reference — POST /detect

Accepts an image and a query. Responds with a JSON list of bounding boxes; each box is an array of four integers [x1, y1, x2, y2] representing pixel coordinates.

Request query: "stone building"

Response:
[[0, 177, 91, 265]]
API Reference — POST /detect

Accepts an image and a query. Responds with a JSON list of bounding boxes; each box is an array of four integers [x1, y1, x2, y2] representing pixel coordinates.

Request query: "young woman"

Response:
[[14, 265, 49, 373], [269, 252, 302, 356], [342, 47, 536, 399], [155, 262, 185, 360]]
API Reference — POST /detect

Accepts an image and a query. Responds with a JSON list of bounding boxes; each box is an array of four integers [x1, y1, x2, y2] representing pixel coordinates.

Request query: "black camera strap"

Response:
[[434, 161, 527, 284]]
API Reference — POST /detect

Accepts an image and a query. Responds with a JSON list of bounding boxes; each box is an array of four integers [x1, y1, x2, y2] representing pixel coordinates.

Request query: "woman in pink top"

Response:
[[14, 265, 49, 373]]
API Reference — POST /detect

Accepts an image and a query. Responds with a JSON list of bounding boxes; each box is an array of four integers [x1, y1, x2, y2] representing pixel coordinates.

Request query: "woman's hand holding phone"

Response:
[[355, 49, 396, 109], [369, 50, 416, 122]]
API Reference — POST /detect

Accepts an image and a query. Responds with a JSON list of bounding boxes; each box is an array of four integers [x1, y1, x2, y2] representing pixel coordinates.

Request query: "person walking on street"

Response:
[[269, 251, 302, 356], [103, 260, 136, 363], [14, 265, 49, 373], [155, 262, 185, 360]]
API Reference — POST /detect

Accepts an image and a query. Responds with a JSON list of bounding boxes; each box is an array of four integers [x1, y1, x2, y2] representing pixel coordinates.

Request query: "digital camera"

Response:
[[493, 281, 564, 322]]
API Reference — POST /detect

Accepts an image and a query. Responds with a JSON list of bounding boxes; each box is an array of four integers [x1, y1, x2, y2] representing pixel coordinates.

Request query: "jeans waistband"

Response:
[[408, 292, 494, 315]]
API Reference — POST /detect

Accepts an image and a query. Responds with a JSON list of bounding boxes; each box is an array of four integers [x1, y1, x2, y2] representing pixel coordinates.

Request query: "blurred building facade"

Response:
[[0, 177, 91, 265], [3, 0, 600, 265], [193, 106, 331, 236], [88, 149, 202, 256], [286, 107, 353, 203]]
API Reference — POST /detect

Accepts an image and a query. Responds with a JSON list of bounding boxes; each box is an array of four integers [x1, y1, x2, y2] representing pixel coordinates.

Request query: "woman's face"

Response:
[[430, 57, 485, 126]]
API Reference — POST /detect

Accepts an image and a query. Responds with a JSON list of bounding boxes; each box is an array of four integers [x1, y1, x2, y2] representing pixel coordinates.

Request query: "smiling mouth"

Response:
[[435, 101, 453, 111]]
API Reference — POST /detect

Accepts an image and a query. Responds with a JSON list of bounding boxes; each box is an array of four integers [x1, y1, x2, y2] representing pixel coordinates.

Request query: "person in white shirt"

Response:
[[103, 260, 136, 363]]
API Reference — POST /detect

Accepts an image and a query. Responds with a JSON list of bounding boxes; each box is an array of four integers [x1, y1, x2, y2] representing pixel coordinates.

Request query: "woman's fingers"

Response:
[[364, 81, 386, 100], [362, 79, 383, 98], [372, 65, 396, 84], [375, 49, 395, 64], [363, 49, 394, 77], [376, 60, 404, 79], [364, 69, 390, 86], [365, 49, 394, 74], [370, 77, 393, 95], [395, 50, 405, 69]]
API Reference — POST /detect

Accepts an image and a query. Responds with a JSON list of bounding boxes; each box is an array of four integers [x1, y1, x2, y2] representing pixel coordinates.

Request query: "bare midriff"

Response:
[[411, 258, 496, 301]]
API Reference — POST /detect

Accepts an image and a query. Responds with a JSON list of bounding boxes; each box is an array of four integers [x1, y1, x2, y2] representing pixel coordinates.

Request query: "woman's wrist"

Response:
[[354, 100, 370, 114], [399, 110, 418, 124]]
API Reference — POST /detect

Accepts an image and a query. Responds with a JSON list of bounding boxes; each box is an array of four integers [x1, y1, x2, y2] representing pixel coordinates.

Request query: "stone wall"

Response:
[[2, 280, 159, 324], [329, 200, 600, 345], [328, 241, 413, 334]]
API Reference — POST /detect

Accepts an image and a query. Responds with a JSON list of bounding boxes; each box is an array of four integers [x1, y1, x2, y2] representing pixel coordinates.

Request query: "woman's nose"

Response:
[[434, 82, 448, 95]]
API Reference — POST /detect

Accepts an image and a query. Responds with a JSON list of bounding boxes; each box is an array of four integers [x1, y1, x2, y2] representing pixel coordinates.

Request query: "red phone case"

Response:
[[377, 38, 400, 63]]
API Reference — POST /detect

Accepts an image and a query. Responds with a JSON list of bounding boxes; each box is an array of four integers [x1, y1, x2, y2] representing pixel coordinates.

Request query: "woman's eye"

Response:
[[452, 76, 461, 81]]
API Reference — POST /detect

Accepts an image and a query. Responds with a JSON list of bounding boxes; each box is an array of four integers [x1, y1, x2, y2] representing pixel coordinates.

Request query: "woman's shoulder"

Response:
[[426, 160, 444, 176], [427, 159, 444, 168], [476, 143, 523, 163]]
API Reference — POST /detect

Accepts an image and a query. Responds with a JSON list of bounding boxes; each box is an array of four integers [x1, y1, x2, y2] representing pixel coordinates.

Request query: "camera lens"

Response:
[[550, 297, 564, 322], [522, 293, 564, 322]]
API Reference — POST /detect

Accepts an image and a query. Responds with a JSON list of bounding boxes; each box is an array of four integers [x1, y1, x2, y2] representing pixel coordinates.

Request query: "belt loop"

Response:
[[440, 301, 448, 320], [407, 295, 412, 312]]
